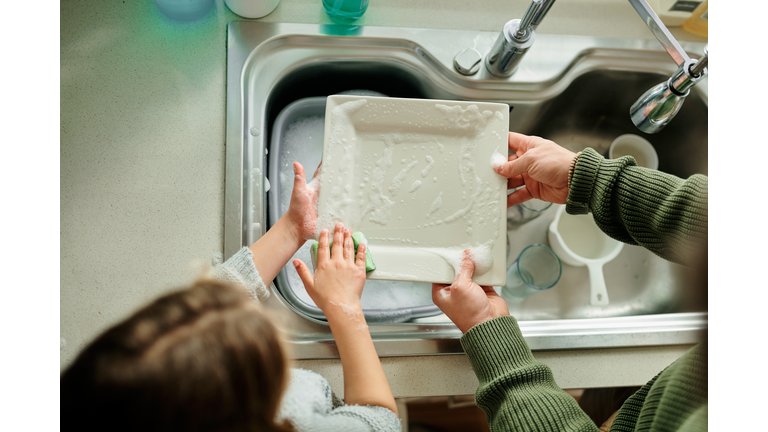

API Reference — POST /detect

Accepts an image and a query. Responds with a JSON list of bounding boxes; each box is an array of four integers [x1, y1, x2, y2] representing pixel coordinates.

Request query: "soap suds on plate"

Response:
[[427, 192, 443, 217], [414, 240, 496, 278], [421, 155, 435, 177], [408, 180, 422, 193], [312, 96, 508, 286], [389, 159, 419, 195], [491, 148, 507, 170]]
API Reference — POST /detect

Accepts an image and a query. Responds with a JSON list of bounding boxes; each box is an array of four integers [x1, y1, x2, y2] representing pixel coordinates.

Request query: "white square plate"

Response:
[[317, 95, 509, 286]]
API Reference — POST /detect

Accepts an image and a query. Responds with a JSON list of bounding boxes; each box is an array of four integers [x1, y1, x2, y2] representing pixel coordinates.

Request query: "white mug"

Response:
[[609, 134, 659, 170], [225, 0, 280, 18]]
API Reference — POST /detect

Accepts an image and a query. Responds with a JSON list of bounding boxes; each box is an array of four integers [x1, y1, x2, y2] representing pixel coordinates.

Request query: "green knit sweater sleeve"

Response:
[[565, 148, 707, 267], [460, 316, 598, 432], [609, 342, 707, 432]]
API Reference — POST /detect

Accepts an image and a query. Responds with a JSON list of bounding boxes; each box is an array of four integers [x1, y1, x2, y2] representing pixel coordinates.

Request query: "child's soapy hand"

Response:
[[284, 162, 321, 242], [294, 223, 367, 314], [432, 252, 510, 333], [296, 223, 397, 414]]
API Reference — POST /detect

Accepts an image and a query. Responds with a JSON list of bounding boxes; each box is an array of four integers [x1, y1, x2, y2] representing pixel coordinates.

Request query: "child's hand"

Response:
[[284, 162, 321, 242], [295, 223, 397, 414], [432, 251, 510, 333], [294, 223, 367, 313]]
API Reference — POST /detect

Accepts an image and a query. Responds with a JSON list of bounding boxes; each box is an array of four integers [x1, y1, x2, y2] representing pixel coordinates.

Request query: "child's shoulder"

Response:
[[289, 368, 332, 392], [281, 368, 334, 413], [279, 368, 401, 432]]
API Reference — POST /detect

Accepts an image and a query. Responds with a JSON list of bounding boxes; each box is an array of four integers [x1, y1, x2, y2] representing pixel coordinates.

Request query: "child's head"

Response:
[[61, 279, 292, 432]]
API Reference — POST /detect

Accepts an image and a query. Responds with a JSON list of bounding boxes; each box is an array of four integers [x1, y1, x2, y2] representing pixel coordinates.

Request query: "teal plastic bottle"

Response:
[[323, 0, 369, 24]]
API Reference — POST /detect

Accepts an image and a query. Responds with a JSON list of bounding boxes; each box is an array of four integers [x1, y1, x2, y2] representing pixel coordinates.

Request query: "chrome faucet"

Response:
[[627, 0, 708, 134], [484, 0, 707, 134], [485, 0, 555, 78]]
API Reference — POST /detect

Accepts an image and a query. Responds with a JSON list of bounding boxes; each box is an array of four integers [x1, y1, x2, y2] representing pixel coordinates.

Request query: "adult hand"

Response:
[[494, 132, 576, 208], [284, 162, 321, 242], [432, 252, 510, 333], [294, 223, 367, 313]]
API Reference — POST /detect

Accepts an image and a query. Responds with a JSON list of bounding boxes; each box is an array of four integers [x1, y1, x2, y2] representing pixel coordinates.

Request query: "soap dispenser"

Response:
[[646, 0, 702, 27], [682, 1, 708, 37]]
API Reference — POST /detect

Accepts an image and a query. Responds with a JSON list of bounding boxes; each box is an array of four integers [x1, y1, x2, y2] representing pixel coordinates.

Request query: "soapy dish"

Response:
[[316, 95, 510, 286], [269, 95, 442, 322]]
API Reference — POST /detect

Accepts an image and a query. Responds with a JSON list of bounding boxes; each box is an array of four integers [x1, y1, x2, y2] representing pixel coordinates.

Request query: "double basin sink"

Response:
[[225, 22, 707, 359]]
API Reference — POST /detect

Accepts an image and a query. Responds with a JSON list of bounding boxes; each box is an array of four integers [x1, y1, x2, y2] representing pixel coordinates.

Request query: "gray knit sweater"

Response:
[[212, 247, 402, 432]]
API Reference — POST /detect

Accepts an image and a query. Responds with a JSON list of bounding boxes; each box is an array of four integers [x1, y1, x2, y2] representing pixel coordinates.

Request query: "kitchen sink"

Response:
[[225, 22, 707, 359]]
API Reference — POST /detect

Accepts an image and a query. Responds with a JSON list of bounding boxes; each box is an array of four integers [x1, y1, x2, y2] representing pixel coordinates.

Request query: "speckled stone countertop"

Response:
[[61, 0, 704, 395]]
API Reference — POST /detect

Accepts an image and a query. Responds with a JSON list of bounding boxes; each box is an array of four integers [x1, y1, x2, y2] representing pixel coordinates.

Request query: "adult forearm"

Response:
[[325, 304, 398, 414], [567, 148, 707, 266], [461, 317, 597, 432]]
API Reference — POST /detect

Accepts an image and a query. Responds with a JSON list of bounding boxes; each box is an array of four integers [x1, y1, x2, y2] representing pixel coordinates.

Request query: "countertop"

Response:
[[61, 0, 705, 394]]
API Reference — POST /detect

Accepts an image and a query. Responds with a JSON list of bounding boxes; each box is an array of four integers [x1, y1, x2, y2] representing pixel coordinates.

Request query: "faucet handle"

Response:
[[515, 0, 544, 41], [531, 0, 557, 30], [484, 0, 547, 77]]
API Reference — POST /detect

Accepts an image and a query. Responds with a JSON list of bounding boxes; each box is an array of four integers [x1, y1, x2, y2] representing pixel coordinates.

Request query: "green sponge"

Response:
[[310, 231, 376, 272]]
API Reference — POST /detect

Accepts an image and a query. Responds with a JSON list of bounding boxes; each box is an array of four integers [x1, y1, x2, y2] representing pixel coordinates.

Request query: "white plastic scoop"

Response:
[[547, 205, 623, 306]]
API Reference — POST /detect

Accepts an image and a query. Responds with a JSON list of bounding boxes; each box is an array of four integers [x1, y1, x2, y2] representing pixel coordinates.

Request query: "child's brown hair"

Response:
[[60, 279, 293, 432]]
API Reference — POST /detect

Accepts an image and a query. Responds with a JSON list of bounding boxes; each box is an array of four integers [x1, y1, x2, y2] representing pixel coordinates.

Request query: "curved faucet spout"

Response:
[[627, 0, 708, 133]]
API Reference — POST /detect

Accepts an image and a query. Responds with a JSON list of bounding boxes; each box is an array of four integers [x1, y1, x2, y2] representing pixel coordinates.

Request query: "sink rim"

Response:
[[225, 22, 708, 359]]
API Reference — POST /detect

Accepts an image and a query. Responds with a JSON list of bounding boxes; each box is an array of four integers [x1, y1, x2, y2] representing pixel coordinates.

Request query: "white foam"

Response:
[[427, 192, 443, 217], [328, 301, 368, 330], [421, 155, 435, 177], [389, 159, 419, 195], [278, 115, 324, 217], [414, 240, 496, 279], [317, 99, 369, 231], [467, 240, 495, 277], [491, 148, 507, 170]]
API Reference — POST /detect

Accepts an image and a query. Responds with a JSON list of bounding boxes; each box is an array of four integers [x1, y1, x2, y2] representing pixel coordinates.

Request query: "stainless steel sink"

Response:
[[225, 22, 708, 359]]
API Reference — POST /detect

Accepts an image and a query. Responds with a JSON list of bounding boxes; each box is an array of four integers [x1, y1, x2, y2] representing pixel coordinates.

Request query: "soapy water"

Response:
[[276, 112, 434, 311]]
